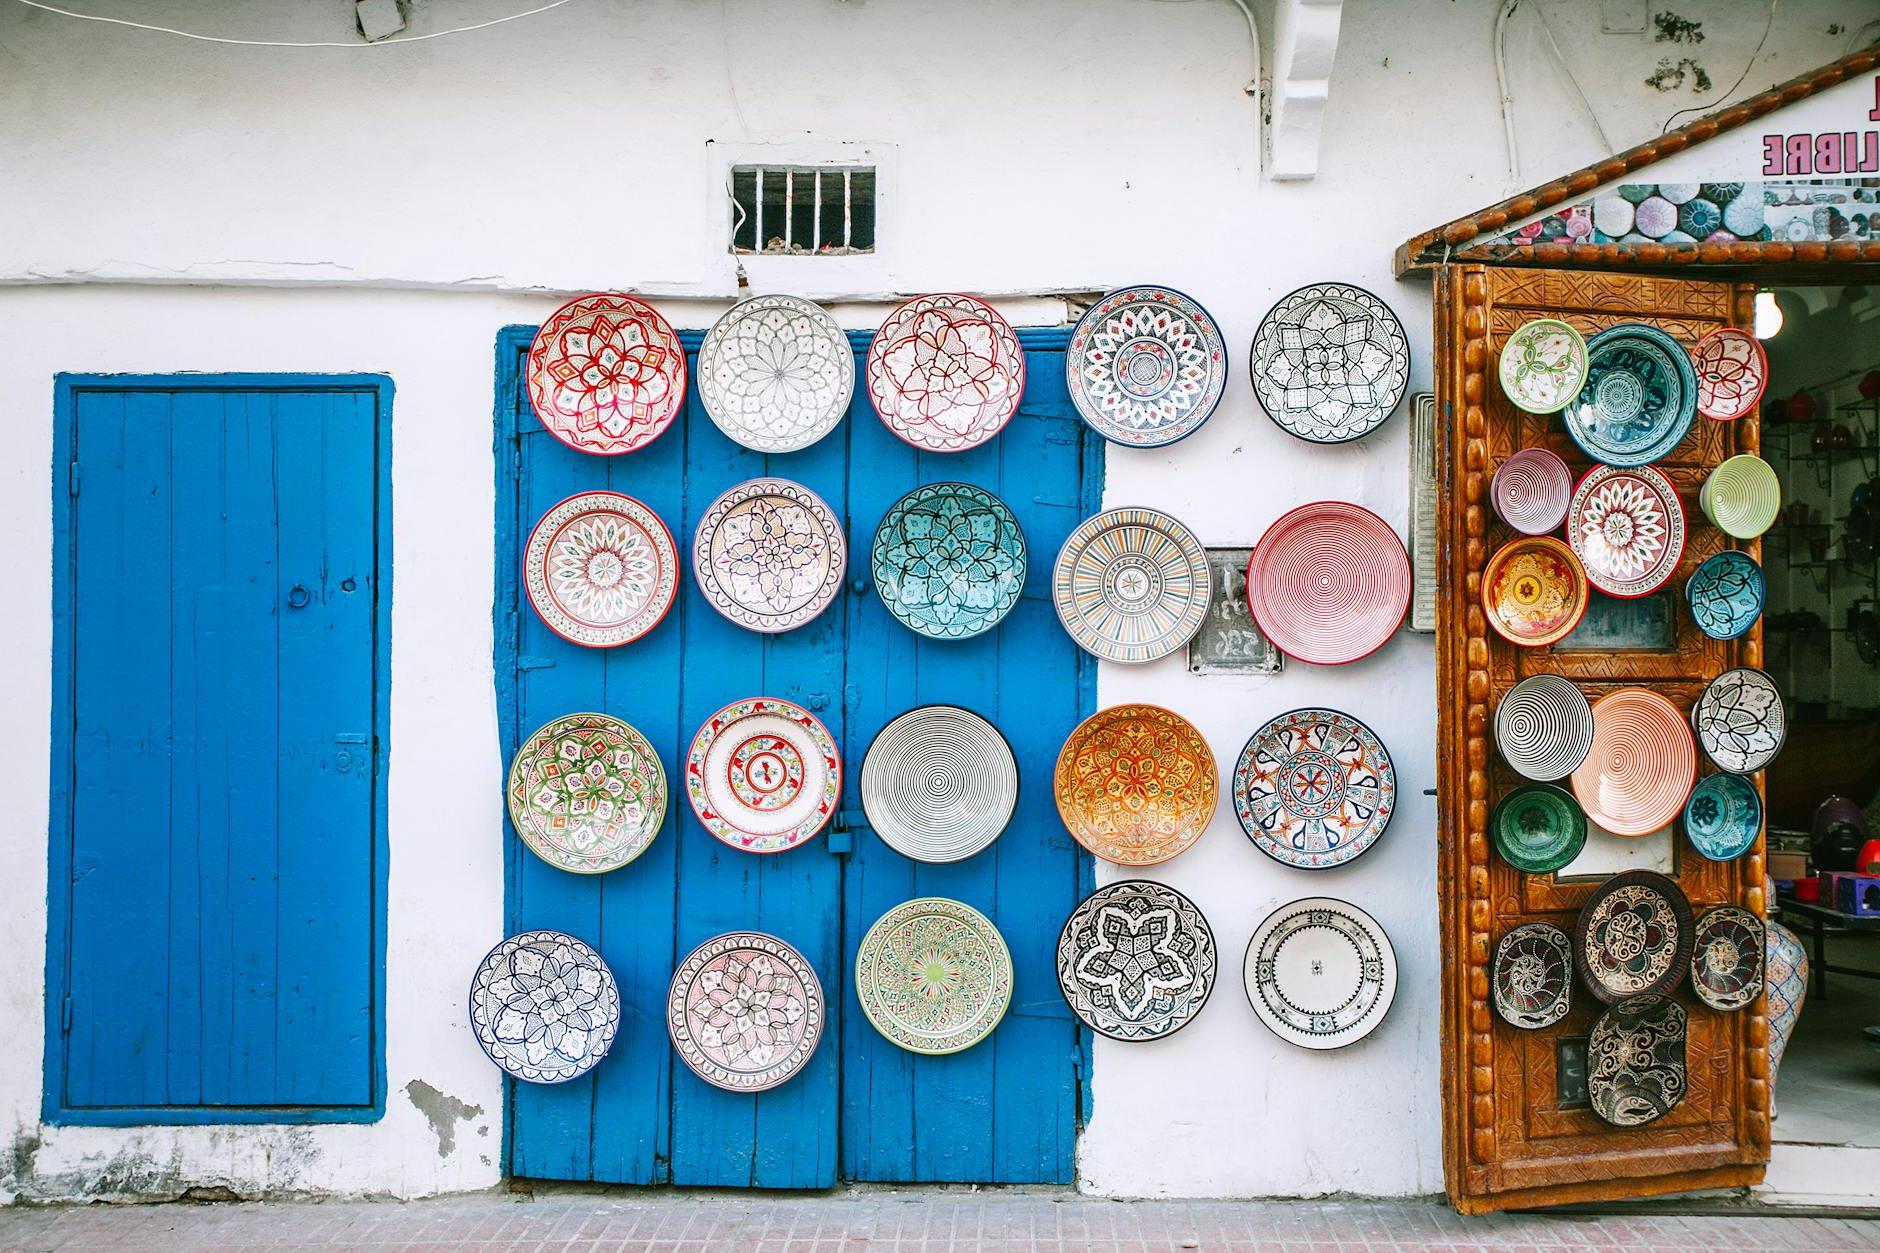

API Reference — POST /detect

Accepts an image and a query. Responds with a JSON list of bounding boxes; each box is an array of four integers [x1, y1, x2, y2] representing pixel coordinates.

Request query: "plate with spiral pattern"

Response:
[[1232, 708, 1395, 871], [527, 293, 686, 455], [1067, 285, 1227, 447], [686, 697, 840, 853], [1570, 689, 1696, 837], [1491, 922, 1573, 1030], [1491, 447, 1574, 535], [1243, 897, 1397, 1050], [1700, 454, 1782, 540], [855, 898, 1012, 1055], [1248, 501, 1411, 665], [1692, 667, 1786, 775], [1690, 905, 1764, 1012], [507, 712, 667, 874], [524, 491, 678, 647], [1053, 507, 1210, 663], [1575, 870, 1695, 1004], [697, 294, 852, 453], [1057, 880, 1217, 1042], [860, 705, 1017, 863], [667, 931, 824, 1092], [866, 293, 1025, 452], [1055, 704, 1218, 866], [1494, 674, 1594, 781], [1567, 464, 1685, 599]]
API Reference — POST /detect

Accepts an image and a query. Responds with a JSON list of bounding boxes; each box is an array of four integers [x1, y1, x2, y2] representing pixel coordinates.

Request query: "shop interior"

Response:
[[1760, 283, 1880, 1155]]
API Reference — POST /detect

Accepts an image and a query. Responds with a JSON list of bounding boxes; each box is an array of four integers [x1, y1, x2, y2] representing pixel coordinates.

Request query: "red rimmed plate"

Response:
[[527, 294, 686, 455], [524, 491, 678, 647], [865, 293, 1025, 452], [1691, 327, 1768, 421], [1247, 502, 1411, 665], [1491, 448, 1573, 536], [1482, 536, 1588, 648], [686, 697, 841, 854], [1570, 689, 1697, 838], [1567, 464, 1686, 599]]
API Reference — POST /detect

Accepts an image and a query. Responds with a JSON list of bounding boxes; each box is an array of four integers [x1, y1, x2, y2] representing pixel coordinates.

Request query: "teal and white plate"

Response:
[[1682, 772, 1762, 861], [1562, 324, 1697, 467], [872, 483, 1026, 639]]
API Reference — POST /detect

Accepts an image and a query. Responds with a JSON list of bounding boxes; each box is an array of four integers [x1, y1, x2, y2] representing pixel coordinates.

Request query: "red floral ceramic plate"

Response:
[[1247, 501, 1411, 665], [527, 293, 686, 455], [1690, 327, 1768, 421], [686, 697, 840, 854], [1567, 464, 1686, 599], [1054, 704, 1218, 866], [1482, 535, 1588, 648], [524, 491, 678, 647], [1570, 689, 1697, 837], [866, 293, 1025, 452]]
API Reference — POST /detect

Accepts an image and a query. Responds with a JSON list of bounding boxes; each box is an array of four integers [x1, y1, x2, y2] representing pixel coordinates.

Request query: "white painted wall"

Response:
[[0, 0, 1870, 1203]]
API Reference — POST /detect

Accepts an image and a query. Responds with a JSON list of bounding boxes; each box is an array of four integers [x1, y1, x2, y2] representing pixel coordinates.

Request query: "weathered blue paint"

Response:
[[46, 374, 392, 1127], [493, 326, 1098, 1186]]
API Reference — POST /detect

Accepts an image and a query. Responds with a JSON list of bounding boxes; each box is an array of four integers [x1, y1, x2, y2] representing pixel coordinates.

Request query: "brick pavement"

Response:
[[0, 1190, 1873, 1252]]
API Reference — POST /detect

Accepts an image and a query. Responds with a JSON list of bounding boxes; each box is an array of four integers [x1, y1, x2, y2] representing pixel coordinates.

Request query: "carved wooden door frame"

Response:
[[1434, 266, 1768, 1213]]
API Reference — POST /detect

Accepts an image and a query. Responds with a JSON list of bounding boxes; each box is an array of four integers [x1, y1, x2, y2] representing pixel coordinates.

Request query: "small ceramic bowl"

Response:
[[1499, 319, 1589, 415], [1682, 772, 1763, 862], [1482, 536, 1589, 647], [1701, 455, 1782, 539], [1491, 448, 1574, 535], [1492, 784, 1589, 873], [1691, 327, 1768, 421], [1685, 550, 1766, 641]]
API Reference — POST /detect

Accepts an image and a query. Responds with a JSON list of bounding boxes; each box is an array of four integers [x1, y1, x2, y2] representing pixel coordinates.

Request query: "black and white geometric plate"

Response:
[[1243, 896, 1397, 1050], [1691, 667, 1787, 775], [1249, 283, 1411, 444], [1056, 880, 1217, 1042]]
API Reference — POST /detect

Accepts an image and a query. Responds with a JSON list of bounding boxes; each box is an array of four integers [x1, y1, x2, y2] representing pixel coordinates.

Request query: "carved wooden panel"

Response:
[[1436, 266, 1769, 1213]]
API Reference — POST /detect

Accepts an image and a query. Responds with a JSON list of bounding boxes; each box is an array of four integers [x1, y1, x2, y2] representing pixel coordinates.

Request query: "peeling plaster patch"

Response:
[[405, 1080, 485, 1158], [1645, 57, 1711, 93], [1652, 12, 1705, 44]]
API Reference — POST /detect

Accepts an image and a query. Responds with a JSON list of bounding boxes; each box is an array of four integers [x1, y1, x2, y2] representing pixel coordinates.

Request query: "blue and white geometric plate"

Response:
[[871, 483, 1026, 639], [468, 930, 621, 1084], [1067, 286, 1228, 447], [1561, 324, 1697, 467]]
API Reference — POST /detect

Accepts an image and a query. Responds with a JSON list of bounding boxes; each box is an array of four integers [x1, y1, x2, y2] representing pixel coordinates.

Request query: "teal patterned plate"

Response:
[[1562, 324, 1697, 467], [1682, 772, 1762, 861], [872, 483, 1027, 639]]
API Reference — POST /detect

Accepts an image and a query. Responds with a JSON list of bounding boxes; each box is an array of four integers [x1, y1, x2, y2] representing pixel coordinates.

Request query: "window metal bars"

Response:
[[733, 165, 874, 255]]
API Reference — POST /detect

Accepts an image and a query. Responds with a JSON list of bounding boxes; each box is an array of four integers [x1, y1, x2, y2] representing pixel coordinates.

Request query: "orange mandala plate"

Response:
[[1570, 688, 1697, 838], [1054, 704, 1218, 866], [1482, 535, 1588, 648]]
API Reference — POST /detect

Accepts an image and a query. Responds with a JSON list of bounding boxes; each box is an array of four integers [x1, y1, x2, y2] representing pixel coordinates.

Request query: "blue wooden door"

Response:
[[495, 326, 1096, 1186], [47, 375, 391, 1125]]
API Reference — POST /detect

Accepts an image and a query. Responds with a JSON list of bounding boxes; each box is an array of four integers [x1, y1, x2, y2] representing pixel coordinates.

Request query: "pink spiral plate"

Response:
[[1247, 502, 1412, 666], [1569, 689, 1696, 838], [1490, 448, 1573, 536]]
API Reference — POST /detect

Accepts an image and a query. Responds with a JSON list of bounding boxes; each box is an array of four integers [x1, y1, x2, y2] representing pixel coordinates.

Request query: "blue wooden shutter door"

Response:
[[50, 378, 388, 1124], [497, 328, 1096, 1186]]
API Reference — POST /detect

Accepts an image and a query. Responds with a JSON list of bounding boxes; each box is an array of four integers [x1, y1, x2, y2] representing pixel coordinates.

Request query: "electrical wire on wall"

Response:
[[7, 0, 579, 47], [1659, 0, 1779, 133]]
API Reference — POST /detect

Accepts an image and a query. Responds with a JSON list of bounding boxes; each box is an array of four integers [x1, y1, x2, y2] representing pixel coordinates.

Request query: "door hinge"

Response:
[[61, 997, 72, 1033], [517, 655, 557, 672], [66, 462, 79, 497]]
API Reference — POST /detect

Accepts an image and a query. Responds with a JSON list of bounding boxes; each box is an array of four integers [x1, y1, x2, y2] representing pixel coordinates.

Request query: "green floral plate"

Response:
[[871, 483, 1026, 639], [507, 712, 666, 874], [1491, 783, 1588, 873], [1499, 318, 1588, 415]]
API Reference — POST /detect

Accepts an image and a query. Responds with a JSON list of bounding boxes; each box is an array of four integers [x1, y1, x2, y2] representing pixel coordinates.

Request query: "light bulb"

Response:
[[1754, 291, 1784, 339]]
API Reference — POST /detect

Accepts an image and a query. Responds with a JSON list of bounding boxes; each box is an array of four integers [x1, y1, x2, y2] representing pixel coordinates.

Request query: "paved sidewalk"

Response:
[[0, 1191, 1874, 1252]]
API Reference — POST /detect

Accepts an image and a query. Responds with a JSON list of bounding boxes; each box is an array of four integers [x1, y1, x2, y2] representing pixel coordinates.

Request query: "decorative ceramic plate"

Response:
[[1494, 674, 1595, 781], [1491, 784, 1588, 874], [1249, 284, 1410, 443], [1243, 897, 1397, 1050], [1570, 689, 1697, 837], [866, 293, 1025, 452], [693, 479, 846, 633], [1247, 501, 1411, 665], [854, 897, 1012, 1055], [1491, 447, 1574, 535], [1481, 535, 1589, 647], [1574, 870, 1695, 1004], [686, 697, 841, 853], [1491, 922, 1574, 1030], [861, 705, 1017, 863], [872, 483, 1026, 640], [1691, 327, 1768, 421], [524, 492, 679, 647], [1053, 507, 1209, 663], [697, 294, 853, 453], [1567, 464, 1686, 599], [1498, 318, 1588, 414], [1691, 667, 1786, 775], [1685, 550, 1766, 641], [1700, 454, 1782, 539], [527, 294, 686, 455], [1056, 880, 1217, 1041], [1589, 995, 1688, 1127], [1054, 704, 1218, 866], [1233, 708, 1396, 871], [468, 930, 620, 1083], [507, 712, 667, 874], [1683, 771, 1763, 861], [1561, 324, 1697, 467], [1067, 285, 1227, 447], [1689, 905, 1765, 1012], [667, 931, 824, 1092]]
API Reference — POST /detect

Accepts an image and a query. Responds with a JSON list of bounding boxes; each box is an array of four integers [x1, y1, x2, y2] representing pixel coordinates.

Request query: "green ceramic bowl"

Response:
[[1492, 784, 1589, 874]]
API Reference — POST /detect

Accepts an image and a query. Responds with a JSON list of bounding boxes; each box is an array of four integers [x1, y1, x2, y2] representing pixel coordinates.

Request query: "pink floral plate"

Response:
[[1567, 464, 1686, 599], [667, 931, 824, 1092], [866, 293, 1025, 452], [1247, 501, 1411, 665], [524, 492, 678, 647], [527, 294, 686, 455], [693, 479, 846, 633], [1691, 327, 1768, 421], [687, 697, 841, 853]]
